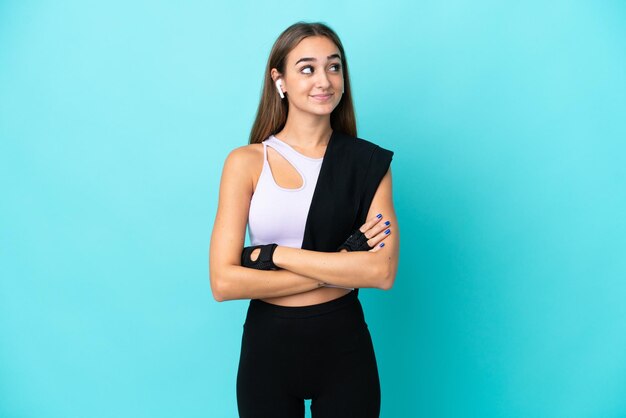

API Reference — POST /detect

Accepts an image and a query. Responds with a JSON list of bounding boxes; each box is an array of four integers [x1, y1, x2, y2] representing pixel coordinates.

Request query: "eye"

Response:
[[330, 63, 342, 72], [300, 63, 342, 75]]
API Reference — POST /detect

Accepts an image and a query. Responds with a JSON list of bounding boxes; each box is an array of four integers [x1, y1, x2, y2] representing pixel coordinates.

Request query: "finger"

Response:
[[366, 226, 392, 248], [361, 220, 392, 243], [368, 242, 386, 252], [359, 214, 384, 233], [368, 219, 391, 237]]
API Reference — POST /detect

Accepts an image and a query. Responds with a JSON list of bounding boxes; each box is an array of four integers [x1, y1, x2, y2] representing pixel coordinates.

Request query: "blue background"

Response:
[[1, 1, 625, 417]]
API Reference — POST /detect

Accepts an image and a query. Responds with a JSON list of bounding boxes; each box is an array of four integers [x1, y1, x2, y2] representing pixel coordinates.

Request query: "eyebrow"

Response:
[[294, 53, 342, 66]]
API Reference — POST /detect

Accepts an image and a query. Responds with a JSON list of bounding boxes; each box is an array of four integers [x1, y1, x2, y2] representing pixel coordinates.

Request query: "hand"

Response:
[[337, 214, 392, 252], [241, 244, 280, 270]]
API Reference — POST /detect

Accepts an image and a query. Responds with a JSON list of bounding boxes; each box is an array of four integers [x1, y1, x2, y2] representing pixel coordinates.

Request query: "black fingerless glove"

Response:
[[337, 229, 372, 252], [241, 244, 279, 270]]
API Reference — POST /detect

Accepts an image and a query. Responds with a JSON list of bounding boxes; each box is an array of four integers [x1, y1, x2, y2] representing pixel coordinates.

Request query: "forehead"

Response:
[[287, 36, 340, 64]]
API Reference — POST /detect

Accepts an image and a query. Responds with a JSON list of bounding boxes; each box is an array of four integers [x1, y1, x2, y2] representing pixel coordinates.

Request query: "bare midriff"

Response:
[[260, 286, 352, 307]]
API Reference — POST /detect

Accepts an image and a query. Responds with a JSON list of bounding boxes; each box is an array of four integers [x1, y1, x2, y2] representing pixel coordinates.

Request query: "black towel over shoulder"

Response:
[[300, 130, 394, 296]]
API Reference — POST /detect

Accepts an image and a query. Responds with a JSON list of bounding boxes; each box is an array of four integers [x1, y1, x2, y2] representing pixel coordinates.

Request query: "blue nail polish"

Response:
[[385, 229, 390, 234], [380, 243, 385, 247], [385, 221, 390, 226], [377, 214, 382, 218]]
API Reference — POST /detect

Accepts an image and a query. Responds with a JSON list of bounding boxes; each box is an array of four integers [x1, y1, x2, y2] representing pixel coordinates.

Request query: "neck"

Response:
[[276, 111, 333, 148]]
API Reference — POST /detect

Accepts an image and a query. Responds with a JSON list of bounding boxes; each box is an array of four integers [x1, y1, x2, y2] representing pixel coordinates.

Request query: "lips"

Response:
[[311, 93, 333, 101]]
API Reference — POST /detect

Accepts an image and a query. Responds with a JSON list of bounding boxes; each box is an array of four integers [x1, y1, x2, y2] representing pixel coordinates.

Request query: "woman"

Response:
[[209, 21, 399, 417]]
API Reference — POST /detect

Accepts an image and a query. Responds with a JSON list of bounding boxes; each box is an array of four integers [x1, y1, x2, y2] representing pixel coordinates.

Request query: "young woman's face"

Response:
[[279, 36, 344, 116]]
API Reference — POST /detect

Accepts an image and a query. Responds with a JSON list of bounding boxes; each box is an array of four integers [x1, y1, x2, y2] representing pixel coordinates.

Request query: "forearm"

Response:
[[272, 247, 387, 289], [211, 264, 324, 302]]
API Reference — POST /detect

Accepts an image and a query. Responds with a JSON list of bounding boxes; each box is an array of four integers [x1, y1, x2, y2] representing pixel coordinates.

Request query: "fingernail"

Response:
[[380, 243, 385, 247], [377, 214, 382, 218], [385, 229, 390, 234], [385, 221, 390, 226]]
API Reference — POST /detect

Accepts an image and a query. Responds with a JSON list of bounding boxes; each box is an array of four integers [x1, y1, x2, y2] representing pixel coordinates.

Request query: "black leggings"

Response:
[[236, 290, 381, 418]]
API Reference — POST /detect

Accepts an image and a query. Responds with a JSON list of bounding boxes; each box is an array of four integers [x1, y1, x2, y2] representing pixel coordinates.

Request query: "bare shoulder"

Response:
[[221, 143, 264, 195], [222, 143, 263, 176], [225, 143, 262, 163]]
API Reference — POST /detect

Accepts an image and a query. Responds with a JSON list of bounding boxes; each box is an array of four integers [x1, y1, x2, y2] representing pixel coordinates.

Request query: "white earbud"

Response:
[[275, 79, 285, 99]]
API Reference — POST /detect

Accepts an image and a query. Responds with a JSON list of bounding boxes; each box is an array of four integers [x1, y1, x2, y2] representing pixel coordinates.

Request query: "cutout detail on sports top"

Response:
[[264, 142, 305, 191], [270, 135, 325, 161]]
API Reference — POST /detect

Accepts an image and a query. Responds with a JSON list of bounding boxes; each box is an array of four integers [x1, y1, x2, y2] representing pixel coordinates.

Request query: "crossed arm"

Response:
[[209, 146, 399, 302]]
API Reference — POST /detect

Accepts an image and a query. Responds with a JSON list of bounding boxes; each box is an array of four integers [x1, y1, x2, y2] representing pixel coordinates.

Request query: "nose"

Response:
[[315, 70, 332, 90]]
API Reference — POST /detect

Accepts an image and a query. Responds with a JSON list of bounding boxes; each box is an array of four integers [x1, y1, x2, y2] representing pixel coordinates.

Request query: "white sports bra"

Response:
[[247, 135, 354, 290], [248, 135, 322, 248]]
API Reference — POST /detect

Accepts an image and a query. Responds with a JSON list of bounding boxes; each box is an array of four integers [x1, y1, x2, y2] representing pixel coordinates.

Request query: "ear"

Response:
[[270, 68, 282, 83]]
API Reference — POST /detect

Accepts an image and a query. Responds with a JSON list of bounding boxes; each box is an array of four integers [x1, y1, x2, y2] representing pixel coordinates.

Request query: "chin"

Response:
[[311, 102, 339, 114], [309, 108, 336, 117]]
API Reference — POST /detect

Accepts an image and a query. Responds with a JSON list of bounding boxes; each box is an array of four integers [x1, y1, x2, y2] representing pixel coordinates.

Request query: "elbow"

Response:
[[213, 289, 226, 303], [209, 271, 229, 302], [377, 265, 396, 291], [210, 279, 226, 302]]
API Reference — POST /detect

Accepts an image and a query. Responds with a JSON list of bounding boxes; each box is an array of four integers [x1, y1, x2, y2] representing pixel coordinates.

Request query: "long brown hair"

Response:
[[248, 21, 357, 144]]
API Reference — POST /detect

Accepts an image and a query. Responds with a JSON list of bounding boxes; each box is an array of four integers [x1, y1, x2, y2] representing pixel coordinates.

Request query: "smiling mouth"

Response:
[[311, 94, 333, 100]]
